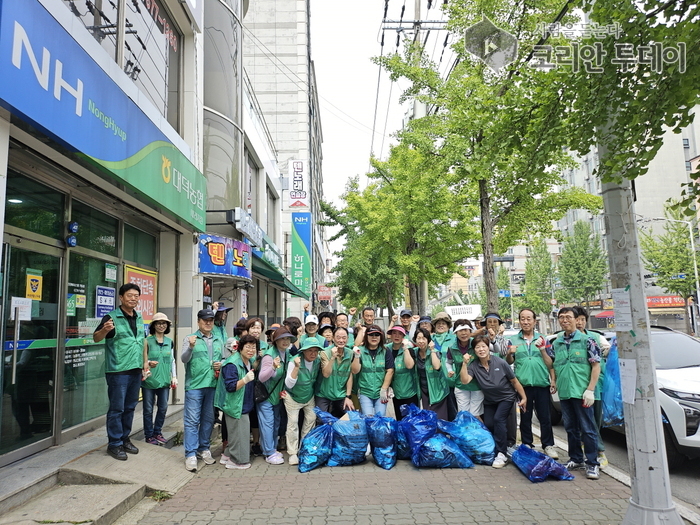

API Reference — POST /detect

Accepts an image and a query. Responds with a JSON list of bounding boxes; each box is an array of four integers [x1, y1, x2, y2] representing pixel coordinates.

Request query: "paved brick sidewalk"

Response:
[[137, 450, 634, 525]]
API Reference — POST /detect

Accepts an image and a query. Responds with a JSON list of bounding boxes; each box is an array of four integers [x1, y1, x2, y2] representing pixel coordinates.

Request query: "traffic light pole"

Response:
[[600, 172, 683, 525]]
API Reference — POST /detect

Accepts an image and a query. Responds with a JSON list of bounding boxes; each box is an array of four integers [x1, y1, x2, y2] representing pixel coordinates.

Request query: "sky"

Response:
[[309, 0, 453, 207]]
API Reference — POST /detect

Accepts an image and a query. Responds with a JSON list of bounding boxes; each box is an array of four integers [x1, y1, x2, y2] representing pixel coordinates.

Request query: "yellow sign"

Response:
[[26, 273, 43, 300]]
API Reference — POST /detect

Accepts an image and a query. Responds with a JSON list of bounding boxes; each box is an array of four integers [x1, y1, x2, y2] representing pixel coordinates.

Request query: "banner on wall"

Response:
[[198, 233, 252, 281], [287, 160, 310, 209], [291, 212, 312, 295], [124, 265, 157, 323]]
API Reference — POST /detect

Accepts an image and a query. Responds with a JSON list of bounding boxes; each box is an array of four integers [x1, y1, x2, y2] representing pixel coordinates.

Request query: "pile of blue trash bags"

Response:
[[298, 405, 573, 483]]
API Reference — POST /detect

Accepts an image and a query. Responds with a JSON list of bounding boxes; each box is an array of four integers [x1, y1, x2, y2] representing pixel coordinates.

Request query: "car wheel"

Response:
[[550, 399, 562, 426], [663, 425, 686, 470]]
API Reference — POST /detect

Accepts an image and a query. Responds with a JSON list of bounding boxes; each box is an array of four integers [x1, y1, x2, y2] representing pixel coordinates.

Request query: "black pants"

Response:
[[316, 396, 347, 419], [420, 391, 448, 421], [483, 400, 514, 456], [393, 395, 420, 420], [520, 385, 554, 448], [507, 402, 517, 447]]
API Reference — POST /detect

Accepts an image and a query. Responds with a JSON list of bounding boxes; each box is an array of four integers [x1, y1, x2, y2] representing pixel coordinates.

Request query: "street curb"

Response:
[[534, 426, 700, 525]]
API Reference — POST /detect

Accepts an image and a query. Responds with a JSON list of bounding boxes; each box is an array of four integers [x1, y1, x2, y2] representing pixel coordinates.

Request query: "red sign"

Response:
[[646, 295, 686, 308], [317, 285, 332, 301], [124, 265, 158, 322]]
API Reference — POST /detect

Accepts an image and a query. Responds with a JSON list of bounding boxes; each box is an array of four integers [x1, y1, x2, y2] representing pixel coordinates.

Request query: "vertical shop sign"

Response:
[[25, 268, 43, 300], [291, 212, 312, 295], [288, 160, 310, 209], [95, 286, 116, 318], [124, 265, 158, 324]]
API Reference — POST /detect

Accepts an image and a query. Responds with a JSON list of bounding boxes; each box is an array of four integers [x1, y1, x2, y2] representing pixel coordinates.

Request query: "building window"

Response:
[[5, 169, 64, 240], [686, 161, 693, 171], [71, 200, 119, 257], [124, 224, 157, 267], [683, 138, 690, 148]]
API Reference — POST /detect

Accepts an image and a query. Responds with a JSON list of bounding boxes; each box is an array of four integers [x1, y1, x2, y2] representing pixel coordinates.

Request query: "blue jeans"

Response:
[[184, 387, 215, 458], [142, 387, 169, 438], [358, 394, 386, 417], [256, 400, 281, 456], [105, 372, 142, 447], [560, 398, 599, 466]]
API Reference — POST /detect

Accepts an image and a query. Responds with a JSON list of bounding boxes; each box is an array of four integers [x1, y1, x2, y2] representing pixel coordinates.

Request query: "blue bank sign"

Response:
[[0, 0, 207, 231]]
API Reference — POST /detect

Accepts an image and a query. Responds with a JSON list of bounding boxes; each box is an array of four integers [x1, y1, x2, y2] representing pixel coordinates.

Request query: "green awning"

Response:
[[252, 254, 309, 300]]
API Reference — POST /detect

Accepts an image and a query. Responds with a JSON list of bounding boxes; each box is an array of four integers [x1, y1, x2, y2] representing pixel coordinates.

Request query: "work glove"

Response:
[[380, 388, 389, 404], [170, 377, 178, 389], [243, 369, 255, 384], [582, 389, 595, 408]]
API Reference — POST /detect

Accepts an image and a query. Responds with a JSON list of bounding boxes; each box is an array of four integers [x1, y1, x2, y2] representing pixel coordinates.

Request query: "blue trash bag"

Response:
[[396, 422, 412, 460], [437, 411, 496, 465], [411, 434, 474, 469], [298, 423, 334, 473], [315, 406, 339, 426], [366, 416, 398, 470], [327, 411, 369, 466], [399, 404, 437, 452], [511, 444, 574, 482], [602, 341, 624, 428]]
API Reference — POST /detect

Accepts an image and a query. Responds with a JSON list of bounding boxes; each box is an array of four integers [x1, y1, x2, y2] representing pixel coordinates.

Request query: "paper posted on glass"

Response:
[[611, 287, 633, 331], [10, 297, 32, 321], [618, 358, 637, 404]]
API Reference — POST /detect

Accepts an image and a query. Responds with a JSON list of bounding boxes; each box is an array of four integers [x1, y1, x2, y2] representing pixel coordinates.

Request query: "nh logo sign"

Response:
[[11, 21, 83, 116], [294, 216, 309, 223]]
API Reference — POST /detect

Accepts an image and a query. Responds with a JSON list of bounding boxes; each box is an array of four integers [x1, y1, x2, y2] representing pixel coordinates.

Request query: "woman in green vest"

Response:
[[256, 326, 294, 464], [410, 327, 450, 420], [245, 317, 268, 355], [316, 327, 355, 417], [142, 313, 176, 446], [217, 334, 256, 470], [351, 324, 395, 417], [385, 325, 419, 420], [446, 319, 485, 420], [284, 337, 322, 466]]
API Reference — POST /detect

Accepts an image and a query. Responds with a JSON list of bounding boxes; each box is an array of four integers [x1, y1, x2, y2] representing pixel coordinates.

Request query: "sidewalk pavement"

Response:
[[136, 446, 638, 525]]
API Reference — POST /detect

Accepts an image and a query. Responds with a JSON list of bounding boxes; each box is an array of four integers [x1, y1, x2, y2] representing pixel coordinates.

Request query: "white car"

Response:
[[550, 327, 700, 469]]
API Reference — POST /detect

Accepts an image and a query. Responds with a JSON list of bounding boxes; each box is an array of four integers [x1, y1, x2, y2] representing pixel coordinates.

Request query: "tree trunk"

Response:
[[685, 296, 693, 335], [385, 285, 395, 321], [480, 179, 498, 313], [409, 282, 420, 315]]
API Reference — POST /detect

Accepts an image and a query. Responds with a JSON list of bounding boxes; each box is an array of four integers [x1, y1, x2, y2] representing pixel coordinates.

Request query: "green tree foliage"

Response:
[[524, 237, 557, 318], [640, 205, 698, 333], [558, 221, 607, 308], [375, 1, 603, 313]]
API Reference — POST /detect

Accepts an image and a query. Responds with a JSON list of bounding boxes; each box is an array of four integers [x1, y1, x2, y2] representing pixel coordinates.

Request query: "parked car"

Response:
[[549, 326, 700, 468]]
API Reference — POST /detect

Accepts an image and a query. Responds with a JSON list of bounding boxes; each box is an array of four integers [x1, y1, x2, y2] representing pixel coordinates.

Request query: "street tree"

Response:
[[640, 204, 698, 334], [558, 221, 607, 310], [524, 237, 558, 323], [376, 1, 602, 313]]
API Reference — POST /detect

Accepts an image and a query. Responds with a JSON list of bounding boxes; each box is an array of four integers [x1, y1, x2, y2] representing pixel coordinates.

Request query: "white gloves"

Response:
[[243, 369, 255, 384], [170, 377, 178, 388], [380, 388, 389, 403], [582, 389, 595, 407]]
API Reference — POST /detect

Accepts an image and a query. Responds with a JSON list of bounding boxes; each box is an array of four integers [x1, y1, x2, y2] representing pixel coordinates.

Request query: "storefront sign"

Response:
[[317, 285, 332, 302], [105, 263, 117, 283], [233, 208, 264, 247], [288, 159, 309, 208], [0, 0, 207, 231], [25, 268, 43, 300], [198, 233, 252, 281], [291, 212, 312, 295], [646, 295, 686, 308], [124, 265, 157, 323], [95, 286, 115, 318]]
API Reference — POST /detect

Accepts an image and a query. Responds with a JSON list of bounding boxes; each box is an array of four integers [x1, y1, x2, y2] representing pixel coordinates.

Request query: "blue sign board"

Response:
[[95, 286, 116, 318], [198, 233, 252, 281]]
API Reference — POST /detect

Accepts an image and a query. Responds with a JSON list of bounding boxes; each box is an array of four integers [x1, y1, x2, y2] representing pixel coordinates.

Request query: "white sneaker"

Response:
[[544, 446, 559, 460], [198, 450, 216, 465], [225, 461, 251, 470], [220, 454, 231, 465], [288, 454, 299, 465], [185, 456, 198, 472], [492, 452, 508, 469], [266, 453, 284, 465]]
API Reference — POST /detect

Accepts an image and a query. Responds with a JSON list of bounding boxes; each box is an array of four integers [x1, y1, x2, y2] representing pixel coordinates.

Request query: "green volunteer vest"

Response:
[[184, 331, 224, 391], [508, 331, 550, 388], [432, 332, 456, 352], [552, 330, 596, 401], [346, 332, 355, 347], [316, 347, 353, 400], [262, 346, 288, 405], [357, 346, 388, 399], [417, 347, 449, 404], [215, 352, 251, 419], [289, 358, 321, 403], [388, 345, 418, 399], [586, 331, 606, 400], [449, 346, 481, 392], [104, 309, 145, 373], [142, 335, 173, 389]]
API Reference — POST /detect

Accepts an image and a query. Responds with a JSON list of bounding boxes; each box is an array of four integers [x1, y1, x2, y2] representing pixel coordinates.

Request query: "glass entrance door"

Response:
[[1, 241, 61, 456]]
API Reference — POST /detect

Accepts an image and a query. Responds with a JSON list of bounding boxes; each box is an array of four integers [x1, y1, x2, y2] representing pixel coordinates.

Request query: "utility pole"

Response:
[[600, 155, 683, 524]]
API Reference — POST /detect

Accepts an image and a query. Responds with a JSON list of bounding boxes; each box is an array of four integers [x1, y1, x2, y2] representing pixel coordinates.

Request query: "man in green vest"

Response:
[[284, 337, 322, 466], [549, 307, 602, 481], [93, 283, 147, 461], [181, 308, 224, 472]]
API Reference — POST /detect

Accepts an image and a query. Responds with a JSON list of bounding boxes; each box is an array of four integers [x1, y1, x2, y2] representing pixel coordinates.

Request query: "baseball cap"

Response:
[[265, 323, 281, 336], [399, 309, 412, 317], [216, 302, 233, 312], [387, 325, 407, 336], [365, 326, 383, 336], [418, 316, 432, 324], [197, 309, 215, 320], [305, 314, 319, 325]]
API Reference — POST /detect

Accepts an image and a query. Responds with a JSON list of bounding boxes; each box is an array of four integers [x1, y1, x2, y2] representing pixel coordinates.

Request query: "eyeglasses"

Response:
[[367, 333, 381, 337]]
